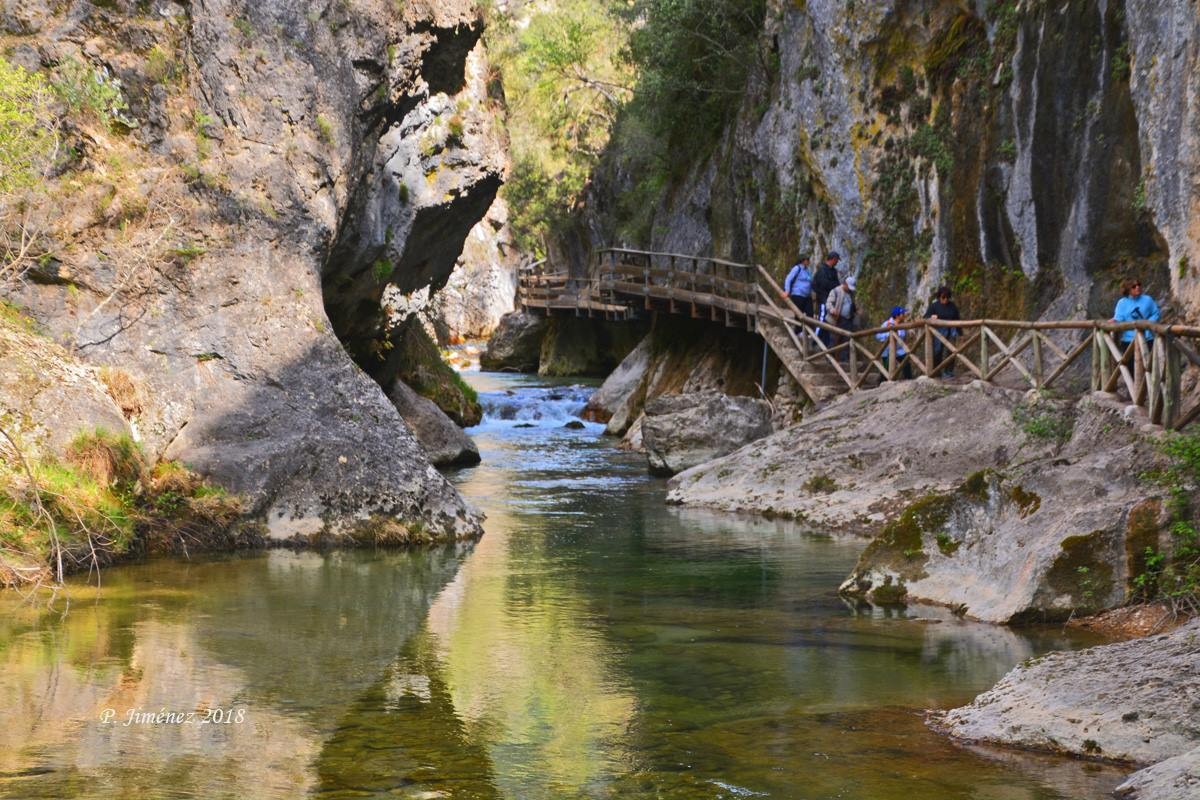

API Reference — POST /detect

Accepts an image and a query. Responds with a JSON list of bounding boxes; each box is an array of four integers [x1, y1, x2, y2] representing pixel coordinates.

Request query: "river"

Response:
[[0, 373, 1127, 799]]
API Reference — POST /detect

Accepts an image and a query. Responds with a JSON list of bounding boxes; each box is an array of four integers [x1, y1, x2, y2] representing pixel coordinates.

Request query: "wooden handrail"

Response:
[[514, 247, 1200, 429]]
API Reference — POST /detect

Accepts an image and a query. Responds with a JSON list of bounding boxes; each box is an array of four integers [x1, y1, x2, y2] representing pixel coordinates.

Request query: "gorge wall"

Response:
[[1, 0, 505, 540], [576, 0, 1200, 327]]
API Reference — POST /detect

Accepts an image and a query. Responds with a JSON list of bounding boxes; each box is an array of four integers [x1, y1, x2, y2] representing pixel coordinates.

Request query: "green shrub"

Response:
[[0, 57, 57, 193], [1136, 432, 1200, 614], [51, 57, 130, 129]]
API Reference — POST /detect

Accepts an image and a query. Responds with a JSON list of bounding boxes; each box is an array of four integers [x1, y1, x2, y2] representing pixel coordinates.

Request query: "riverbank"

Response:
[[0, 372, 1133, 798]]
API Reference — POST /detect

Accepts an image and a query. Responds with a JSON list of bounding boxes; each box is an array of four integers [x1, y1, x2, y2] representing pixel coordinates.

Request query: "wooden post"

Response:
[[849, 337, 859, 385], [1164, 335, 1182, 428], [1149, 336, 1165, 424], [923, 323, 934, 378], [1090, 331, 1100, 391], [979, 327, 989, 381], [1099, 331, 1112, 391], [888, 333, 898, 380], [1032, 332, 1044, 388], [1133, 334, 1147, 406]]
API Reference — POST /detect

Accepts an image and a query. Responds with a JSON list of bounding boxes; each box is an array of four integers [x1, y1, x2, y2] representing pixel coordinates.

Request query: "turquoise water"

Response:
[[0, 373, 1126, 799]]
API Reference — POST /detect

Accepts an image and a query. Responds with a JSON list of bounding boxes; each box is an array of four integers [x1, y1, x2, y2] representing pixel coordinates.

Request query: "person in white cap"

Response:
[[823, 274, 857, 360]]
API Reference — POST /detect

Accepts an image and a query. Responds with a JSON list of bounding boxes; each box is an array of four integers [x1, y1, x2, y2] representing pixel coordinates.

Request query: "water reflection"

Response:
[[0, 548, 465, 799], [0, 373, 1129, 799]]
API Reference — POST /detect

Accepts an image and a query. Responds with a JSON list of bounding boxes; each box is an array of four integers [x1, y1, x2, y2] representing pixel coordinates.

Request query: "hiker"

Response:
[[781, 255, 814, 317], [824, 275, 857, 360], [1111, 278, 1160, 344], [876, 306, 912, 379], [812, 251, 841, 346], [925, 285, 962, 377]]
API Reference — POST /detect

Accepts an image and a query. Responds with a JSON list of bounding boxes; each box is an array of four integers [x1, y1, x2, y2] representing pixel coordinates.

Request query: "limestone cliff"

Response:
[[578, 0, 1200, 325], [1, 0, 504, 540]]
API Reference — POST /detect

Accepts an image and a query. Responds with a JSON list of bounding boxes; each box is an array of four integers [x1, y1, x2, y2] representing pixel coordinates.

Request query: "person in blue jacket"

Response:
[[1111, 278, 1161, 343], [781, 254, 814, 317]]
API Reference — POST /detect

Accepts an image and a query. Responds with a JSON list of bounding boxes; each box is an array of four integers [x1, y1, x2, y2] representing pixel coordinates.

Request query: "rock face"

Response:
[[5, 0, 498, 540], [387, 380, 480, 468], [576, 0, 1200, 329], [423, 197, 519, 344], [667, 379, 1057, 534], [838, 396, 1174, 622], [480, 311, 547, 372], [642, 392, 773, 476], [934, 619, 1200, 766], [536, 317, 644, 377], [0, 317, 131, 457]]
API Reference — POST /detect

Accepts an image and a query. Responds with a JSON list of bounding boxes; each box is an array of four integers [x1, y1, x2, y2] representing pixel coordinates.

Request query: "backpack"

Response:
[[785, 264, 812, 297]]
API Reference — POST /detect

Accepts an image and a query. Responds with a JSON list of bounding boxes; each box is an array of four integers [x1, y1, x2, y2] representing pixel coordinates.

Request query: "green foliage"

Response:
[[51, 57, 130, 130], [1011, 403, 1073, 445], [803, 473, 835, 494], [145, 45, 181, 84], [316, 113, 334, 145], [373, 258, 394, 283], [0, 429, 244, 586], [1136, 432, 1200, 612], [0, 57, 57, 194], [1111, 42, 1131, 83], [1132, 178, 1148, 212], [621, 0, 767, 156], [487, 0, 632, 254]]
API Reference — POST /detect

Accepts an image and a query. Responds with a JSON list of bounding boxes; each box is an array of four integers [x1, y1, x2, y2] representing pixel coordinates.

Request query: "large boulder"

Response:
[[667, 380, 1061, 533], [582, 335, 653, 428], [4, 0, 497, 544], [642, 392, 773, 476], [838, 396, 1174, 622], [481, 312, 547, 372], [933, 619, 1200, 766], [388, 380, 480, 468], [583, 320, 768, 435]]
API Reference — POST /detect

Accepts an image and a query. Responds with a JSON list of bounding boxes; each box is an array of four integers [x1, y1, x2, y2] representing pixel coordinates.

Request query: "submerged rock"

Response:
[[839, 396, 1173, 623], [667, 380, 1055, 534], [933, 619, 1200, 766], [642, 392, 773, 476], [481, 312, 547, 372], [388, 380, 480, 468]]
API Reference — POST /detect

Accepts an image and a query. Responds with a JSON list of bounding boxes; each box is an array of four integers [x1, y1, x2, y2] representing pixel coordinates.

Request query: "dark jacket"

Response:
[[813, 264, 840, 306], [925, 299, 961, 336]]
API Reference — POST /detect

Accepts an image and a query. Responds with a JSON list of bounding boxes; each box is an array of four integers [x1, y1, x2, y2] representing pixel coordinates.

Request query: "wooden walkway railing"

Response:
[[517, 248, 1200, 429]]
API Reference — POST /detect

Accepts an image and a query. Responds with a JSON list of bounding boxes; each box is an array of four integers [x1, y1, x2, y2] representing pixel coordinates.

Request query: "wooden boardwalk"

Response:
[[518, 248, 1200, 429]]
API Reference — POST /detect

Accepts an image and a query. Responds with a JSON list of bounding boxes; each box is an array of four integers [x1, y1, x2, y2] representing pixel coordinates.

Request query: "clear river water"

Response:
[[0, 373, 1129, 799]]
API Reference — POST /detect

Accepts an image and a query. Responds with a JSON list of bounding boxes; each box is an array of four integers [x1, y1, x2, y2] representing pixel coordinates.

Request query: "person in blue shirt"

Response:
[[781, 255, 814, 317], [1111, 278, 1161, 343]]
